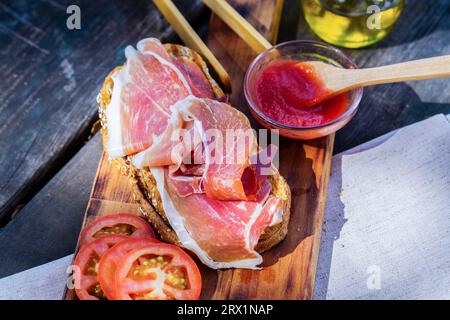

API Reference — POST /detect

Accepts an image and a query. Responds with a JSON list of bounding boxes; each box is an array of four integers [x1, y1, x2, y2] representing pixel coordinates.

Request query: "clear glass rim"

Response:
[[244, 40, 364, 131]]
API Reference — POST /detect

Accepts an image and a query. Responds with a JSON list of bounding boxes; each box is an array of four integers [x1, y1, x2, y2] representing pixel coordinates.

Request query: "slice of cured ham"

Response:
[[105, 38, 214, 159], [134, 96, 270, 201], [150, 167, 283, 269], [137, 38, 216, 99]]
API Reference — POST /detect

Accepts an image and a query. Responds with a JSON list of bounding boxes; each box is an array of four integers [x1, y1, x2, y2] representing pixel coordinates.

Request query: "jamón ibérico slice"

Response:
[[133, 97, 271, 201], [105, 38, 215, 159], [151, 167, 283, 269], [136, 38, 171, 59], [172, 56, 216, 99], [138, 38, 215, 99]]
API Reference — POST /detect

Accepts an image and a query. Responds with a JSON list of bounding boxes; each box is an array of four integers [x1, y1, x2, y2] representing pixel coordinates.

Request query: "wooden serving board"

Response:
[[65, 0, 334, 300]]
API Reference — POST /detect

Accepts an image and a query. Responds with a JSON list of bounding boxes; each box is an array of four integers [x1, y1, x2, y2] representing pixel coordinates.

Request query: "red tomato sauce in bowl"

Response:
[[244, 40, 363, 140], [252, 59, 350, 127]]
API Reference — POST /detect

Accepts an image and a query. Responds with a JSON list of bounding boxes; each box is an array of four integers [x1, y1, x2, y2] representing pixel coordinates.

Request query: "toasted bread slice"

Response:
[[98, 43, 291, 254]]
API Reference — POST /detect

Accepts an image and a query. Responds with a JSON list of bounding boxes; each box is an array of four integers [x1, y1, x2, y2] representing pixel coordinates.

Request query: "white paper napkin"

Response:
[[314, 114, 450, 300], [0, 114, 448, 300], [0, 255, 73, 300]]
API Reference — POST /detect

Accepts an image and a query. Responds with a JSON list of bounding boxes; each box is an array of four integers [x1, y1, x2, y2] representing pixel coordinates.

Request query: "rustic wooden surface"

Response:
[[0, 135, 102, 279], [64, 0, 334, 300], [0, 0, 207, 224], [1, 0, 449, 299]]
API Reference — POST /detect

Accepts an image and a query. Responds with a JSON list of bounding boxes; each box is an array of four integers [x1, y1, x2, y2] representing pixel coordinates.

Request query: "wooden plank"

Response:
[[0, 0, 207, 223], [0, 135, 102, 279], [64, 0, 334, 300]]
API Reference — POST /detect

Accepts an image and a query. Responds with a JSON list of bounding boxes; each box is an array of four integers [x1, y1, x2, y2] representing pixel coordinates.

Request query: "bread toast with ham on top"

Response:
[[98, 41, 291, 268]]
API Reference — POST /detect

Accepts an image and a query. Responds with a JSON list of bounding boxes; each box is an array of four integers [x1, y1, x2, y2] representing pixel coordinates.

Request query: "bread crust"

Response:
[[98, 43, 291, 255]]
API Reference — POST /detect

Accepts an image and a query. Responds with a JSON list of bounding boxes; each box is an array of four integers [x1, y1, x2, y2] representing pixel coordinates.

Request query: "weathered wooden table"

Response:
[[0, 0, 449, 294]]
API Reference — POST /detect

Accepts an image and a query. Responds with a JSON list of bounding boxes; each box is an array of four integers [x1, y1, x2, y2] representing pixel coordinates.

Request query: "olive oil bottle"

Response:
[[301, 0, 404, 48]]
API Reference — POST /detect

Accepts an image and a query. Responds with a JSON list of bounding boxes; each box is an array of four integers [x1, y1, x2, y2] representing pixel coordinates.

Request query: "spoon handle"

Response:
[[351, 55, 450, 88]]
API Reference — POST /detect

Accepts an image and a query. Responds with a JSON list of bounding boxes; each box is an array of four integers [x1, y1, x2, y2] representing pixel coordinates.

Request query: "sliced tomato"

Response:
[[73, 234, 128, 300], [79, 214, 155, 246], [97, 237, 159, 300], [114, 243, 202, 300]]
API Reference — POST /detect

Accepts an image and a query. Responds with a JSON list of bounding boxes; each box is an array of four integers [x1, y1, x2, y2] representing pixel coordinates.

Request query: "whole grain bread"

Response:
[[98, 43, 291, 254]]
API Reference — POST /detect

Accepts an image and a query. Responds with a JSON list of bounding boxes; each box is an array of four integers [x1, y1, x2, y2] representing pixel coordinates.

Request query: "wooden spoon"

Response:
[[302, 55, 450, 107]]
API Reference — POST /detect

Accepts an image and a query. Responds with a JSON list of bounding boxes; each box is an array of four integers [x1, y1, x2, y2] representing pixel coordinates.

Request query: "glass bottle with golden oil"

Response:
[[301, 0, 404, 48]]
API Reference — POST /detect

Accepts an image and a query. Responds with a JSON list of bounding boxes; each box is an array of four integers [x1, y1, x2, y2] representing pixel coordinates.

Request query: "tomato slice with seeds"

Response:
[[114, 243, 202, 300], [74, 234, 129, 300], [79, 214, 155, 246], [97, 237, 160, 300]]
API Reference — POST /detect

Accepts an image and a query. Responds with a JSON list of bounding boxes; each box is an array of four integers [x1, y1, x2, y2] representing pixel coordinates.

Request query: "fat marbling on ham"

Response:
[[104, 38, 283, 269]]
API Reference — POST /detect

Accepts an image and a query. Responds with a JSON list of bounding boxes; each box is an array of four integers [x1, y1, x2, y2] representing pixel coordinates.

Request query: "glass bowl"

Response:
[[244, 40, 363, 140]]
